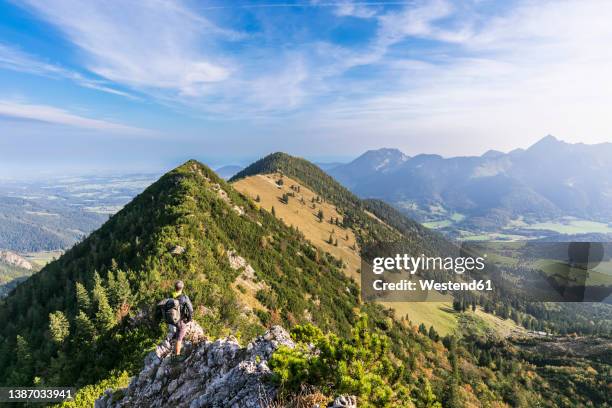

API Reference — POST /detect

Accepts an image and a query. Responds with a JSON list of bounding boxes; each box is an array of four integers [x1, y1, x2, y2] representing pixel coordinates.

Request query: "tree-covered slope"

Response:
[[0, 160, 360, 388]]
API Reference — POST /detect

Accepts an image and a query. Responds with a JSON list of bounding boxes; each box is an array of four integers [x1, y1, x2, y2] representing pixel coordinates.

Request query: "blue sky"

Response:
[[1, 0, 611, 176]]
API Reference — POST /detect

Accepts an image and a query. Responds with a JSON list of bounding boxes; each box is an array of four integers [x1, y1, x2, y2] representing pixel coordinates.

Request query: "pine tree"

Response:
[[92, 272, 116, 331], [428, 325, 439, 342], [74, 311, 97, 344], [107, 269, 132, 310], [109, 269, 132, 309], [106, 270, 117, 304], [75, 282, 91, 314], [317, 209, 324, 222], [48, 311, 70, 345], [444, 335, 462, 407], [12, 335, 33, 386], [420, 378, 442, 408]]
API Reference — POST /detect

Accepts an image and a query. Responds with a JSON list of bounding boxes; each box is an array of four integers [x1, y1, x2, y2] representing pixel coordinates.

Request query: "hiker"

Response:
[[157, 280, 194, 359]]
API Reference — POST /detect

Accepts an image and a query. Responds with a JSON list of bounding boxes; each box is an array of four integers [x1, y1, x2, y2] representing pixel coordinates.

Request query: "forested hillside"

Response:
[[0, 160, 608, 407]]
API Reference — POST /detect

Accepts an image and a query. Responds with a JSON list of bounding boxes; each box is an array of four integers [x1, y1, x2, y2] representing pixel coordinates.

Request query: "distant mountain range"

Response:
[[214, 165, 244, 180], [328, 136, 612, 237]]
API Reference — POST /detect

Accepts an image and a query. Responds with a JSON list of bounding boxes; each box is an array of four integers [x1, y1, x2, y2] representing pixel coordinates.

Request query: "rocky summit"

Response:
[[96, 325, 295, 408]]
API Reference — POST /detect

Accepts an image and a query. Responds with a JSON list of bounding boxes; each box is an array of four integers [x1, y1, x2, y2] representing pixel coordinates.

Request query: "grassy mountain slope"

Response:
[[230, 154, 612, 406], [232, 173, 362, 280], [232, 172, 462, 335], [231, 152, 451, 255], [232, 153, 464, 334]]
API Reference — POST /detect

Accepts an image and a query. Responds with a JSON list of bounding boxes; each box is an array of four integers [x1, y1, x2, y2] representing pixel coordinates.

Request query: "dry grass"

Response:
[[383, 301, 458, 336], [474, 307, 526, 338], [260, 386, 330, 408], [233, 174, 361, 281]]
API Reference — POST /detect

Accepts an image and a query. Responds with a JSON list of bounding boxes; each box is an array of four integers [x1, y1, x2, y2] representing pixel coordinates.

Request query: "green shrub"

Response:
[[269, 315, 412, 408], [54, 370, 130, 408]]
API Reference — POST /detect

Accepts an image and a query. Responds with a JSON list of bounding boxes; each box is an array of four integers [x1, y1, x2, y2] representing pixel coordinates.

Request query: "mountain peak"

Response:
[[481, 149, 504, 159], [527, 135, 563, 151], [358, 148, 409, 166], [215, 164, 244, 180], [327, 148, 409, 188]]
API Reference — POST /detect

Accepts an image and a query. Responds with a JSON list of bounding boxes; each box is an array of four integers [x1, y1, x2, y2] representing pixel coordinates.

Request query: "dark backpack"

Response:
[[163, 298, 181, 325], [180, 300, 192, 322]]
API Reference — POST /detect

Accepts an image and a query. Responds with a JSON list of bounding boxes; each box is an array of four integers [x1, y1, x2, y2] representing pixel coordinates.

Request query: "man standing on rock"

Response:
[[157, 280, 194, 360]]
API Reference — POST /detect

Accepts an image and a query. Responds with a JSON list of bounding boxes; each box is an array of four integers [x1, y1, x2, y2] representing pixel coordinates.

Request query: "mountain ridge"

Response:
[[328, 136, 612, 234], [1, 156, 608, 407]]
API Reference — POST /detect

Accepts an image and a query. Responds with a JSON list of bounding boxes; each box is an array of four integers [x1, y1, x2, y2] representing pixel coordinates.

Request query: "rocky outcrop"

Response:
[[328, 396, 357, 408], [0, 250, 33, 270], [96, 326, 295, 408]]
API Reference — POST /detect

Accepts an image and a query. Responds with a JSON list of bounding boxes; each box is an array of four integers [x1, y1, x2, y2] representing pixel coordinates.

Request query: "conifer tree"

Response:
[[108, 269, 132, 309], [12, 335, 33, 385], [428, 325, 439, 342], [75, 281, 91, 314], [92, 272, 115, 331], [74, 311, 97, 344], [48, 311, 70, 345]]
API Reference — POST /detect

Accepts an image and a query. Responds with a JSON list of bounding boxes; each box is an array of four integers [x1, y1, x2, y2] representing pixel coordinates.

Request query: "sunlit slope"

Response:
[[233, 174, 361, 280], [231, 154, 464, 335]]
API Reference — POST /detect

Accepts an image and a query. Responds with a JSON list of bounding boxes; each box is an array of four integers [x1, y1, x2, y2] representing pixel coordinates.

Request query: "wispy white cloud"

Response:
[[18, 0, 238, 98], [0, 43, 136, 98], [307, 0, 612, 153], [0, 100, 147, 133], [8, 0, 612, 154], [333, 1, 378, 18]]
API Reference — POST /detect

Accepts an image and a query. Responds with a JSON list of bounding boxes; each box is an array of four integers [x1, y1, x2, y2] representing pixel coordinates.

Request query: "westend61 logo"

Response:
[[372, 254, 486, 275], [361, 241, 612, 303]]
